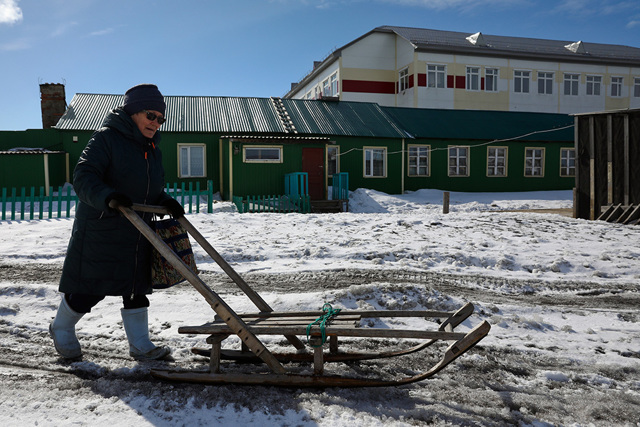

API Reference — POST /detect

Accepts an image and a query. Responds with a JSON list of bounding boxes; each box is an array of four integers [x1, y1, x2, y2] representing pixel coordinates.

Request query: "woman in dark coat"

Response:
[[50, 84, 184, 360]]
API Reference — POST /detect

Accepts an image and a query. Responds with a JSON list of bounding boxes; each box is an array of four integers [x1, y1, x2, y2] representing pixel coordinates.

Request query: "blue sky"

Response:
[[1, 0, 639, 131]]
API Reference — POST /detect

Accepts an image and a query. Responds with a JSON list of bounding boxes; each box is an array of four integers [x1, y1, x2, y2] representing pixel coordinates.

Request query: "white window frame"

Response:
[[427, 64, 446, 88], [243, 145, 283, 163], [538, 71, 553, 95], [466, 66, 480, 91], [399, 67, 410, 92], [178, 143, 207, 178], [408, 145, 430, 177], [560, 148, 576, 177], [330, 72, 339, 96], [525, 148, 545, 177], [514, 70, 530, 93], [363, 147, 387, 178], [327, 145, 340, 176], [322, 78, 331, 97], [611, 76, 623, 97], [487, 147, 507, 177], [564, 73, 579, 96], [586, 75, 602, 96], [448, 146, 469, 177], [485, 68, 499, 92]]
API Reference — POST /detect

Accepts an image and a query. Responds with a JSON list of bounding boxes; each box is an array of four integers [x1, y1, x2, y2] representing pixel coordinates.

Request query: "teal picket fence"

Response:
[[1, 180, 215, 221], [232, 194, 311, 213]]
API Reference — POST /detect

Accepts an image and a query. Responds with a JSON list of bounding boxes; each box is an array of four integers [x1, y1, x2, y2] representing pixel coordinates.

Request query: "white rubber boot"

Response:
[[121, 307, 171, 360], [49, 296, 84, 359]]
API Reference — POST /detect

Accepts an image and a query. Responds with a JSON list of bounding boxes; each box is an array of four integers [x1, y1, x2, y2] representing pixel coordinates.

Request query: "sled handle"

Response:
[[130, 203, 306, 351], [112, 201, 287, 374]]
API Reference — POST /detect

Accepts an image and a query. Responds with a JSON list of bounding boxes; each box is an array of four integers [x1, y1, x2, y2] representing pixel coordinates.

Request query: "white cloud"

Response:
[[89, 28, 114, 37], [0, 37, 30, 51], [627, 19, 640, 28], [0, 0, 22, 25], [375, 0, 523, 10]]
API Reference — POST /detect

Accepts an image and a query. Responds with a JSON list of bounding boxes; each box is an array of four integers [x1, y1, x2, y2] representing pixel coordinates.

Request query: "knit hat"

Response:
[[123, 84, 166, 116]]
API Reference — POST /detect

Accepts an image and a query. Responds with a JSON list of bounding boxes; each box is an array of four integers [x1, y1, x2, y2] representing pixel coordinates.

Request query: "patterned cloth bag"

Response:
[[151, 218, 198, 289]]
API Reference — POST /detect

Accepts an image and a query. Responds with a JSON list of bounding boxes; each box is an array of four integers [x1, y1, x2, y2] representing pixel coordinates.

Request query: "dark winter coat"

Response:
[[59, 108, 171, 297]]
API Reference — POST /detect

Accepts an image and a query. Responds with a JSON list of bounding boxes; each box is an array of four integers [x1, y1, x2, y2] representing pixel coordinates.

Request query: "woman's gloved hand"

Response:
[[106, 192, 133, 210], [161, 198, 185, 218]]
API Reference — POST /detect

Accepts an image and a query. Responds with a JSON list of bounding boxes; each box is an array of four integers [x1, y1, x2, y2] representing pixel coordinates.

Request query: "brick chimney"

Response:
[[40, 83, 67, 128]]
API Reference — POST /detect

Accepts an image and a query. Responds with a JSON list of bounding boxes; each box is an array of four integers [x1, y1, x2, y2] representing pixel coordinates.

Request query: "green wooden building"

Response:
[[382, 107, 575, 192], [1, 93, 575, 200]]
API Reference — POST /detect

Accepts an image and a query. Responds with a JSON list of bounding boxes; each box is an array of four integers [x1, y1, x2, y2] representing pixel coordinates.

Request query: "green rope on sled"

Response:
[[306, 303, 342, 348]]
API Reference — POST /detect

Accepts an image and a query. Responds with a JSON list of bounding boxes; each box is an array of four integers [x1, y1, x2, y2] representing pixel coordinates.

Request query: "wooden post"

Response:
[[310, 336, 324, 375], [443, 191, 450, 214], [207, 335, 227, 374]]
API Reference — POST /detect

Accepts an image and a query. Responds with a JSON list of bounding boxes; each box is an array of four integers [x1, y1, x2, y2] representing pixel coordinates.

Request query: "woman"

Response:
[[50, 84, 184, 360]]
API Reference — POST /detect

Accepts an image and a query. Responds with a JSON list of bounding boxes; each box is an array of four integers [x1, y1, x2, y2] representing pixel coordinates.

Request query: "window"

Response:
[[485, 68, 498, 92], [330, 72, 339, 96], [564, 73, 579, 96], [634, 77, 640, 98], [327, 146, 339, 176], [466, 67, 480, 91], [243, 146, 283, 163], [525, 148, 545, 177], [538, 72, 553, 95], [586, 75, 602, 96], [427, 64, 446, 88], [448, 146, 469, 176], [408, 145, 430, 176], [560, 148, 575, 177], [178, 144, 206, 178], [364, 147, 386, 177], [487, 147, 507, 177], [322, 78, 331, 97], [514, 70, 530, 93], [611, 76, 623, 97], [399, 67, 410, 92]]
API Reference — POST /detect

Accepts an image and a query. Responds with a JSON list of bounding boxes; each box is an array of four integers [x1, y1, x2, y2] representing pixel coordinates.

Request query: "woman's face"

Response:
[[131, 110, 164, 139]]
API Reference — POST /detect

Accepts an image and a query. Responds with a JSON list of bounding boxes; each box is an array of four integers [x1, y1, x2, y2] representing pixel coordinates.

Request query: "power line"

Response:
[[337, 124, 575, 156]]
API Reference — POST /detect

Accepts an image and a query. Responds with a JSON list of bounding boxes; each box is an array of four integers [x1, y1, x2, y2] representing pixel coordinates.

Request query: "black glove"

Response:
[[106, 192, 133, 209], [161, 198, 185, 218]]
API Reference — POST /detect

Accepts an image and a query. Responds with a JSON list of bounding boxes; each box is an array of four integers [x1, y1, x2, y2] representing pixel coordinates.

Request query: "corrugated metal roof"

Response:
[[56, 94, 287, 133], [282, 99, 409, 138], [382, 107, 574, 142], [55, 94, 408, 138], [380, 26, 640, 65]]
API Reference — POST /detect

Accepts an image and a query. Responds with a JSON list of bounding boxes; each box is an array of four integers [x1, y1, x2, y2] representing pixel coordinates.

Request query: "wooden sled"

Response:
[[117, 203, 491, 387]]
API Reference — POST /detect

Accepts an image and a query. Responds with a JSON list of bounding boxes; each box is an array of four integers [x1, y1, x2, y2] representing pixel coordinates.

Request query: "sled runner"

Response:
[[116, 203, 490, 387]]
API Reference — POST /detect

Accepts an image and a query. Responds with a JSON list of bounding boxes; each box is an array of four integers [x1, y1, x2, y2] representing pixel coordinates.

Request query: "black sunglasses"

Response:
[[143, 110, 166, 125]]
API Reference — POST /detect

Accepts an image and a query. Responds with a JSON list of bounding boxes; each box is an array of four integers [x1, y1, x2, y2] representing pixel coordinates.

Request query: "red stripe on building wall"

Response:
[[418, 73, 426, 87], [481, 77, 485, 91], [455, 76, 465, 88], [342, 79, 397, 94], [447, 75, 454, 88]]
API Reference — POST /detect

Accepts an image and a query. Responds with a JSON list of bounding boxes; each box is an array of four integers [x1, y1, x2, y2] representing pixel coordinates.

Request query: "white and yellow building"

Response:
[[285, 26, 640, 114]]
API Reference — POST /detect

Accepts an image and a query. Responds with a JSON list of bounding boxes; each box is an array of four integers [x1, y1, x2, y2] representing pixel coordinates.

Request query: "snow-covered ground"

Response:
[[1, 188, 639, 426]]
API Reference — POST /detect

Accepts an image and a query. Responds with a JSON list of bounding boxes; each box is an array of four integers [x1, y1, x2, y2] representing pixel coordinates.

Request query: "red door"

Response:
[[302, 148, 324, 200]]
